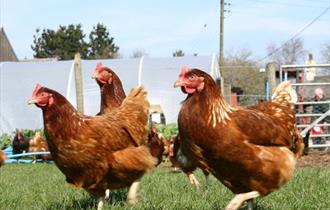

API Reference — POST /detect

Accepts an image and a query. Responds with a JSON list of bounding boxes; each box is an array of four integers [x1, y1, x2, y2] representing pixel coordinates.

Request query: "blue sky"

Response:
[[1, 0, 329, 63]]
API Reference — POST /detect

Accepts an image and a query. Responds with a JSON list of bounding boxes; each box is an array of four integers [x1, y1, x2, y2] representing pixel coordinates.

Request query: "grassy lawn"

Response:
[[0, 164, 329, 210]]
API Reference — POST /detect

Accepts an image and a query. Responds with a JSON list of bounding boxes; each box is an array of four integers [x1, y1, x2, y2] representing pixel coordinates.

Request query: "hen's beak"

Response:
[[174, 80, 185, 88], [27, 98, 37, 105], [92, 73, 98, 80]]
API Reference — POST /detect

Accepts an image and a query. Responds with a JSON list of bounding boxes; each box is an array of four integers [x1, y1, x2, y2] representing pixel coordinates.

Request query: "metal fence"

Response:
[[281, 64, 330, 149]]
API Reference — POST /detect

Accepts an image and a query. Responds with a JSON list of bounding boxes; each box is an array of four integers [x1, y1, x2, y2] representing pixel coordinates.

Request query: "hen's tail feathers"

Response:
[[292, 129, 305, 158], [118, 86, 150, 146], [272, 81, 302, 157], [127, 86, 147, 99], [271, 81, 297, 107], [147, 131, 165, 166]]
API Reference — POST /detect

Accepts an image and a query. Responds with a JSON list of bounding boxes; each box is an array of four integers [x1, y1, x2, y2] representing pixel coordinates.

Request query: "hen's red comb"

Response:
[[95, 62, 103, 73], [31, 83, 42, 98], [180, 65, 189, 76]]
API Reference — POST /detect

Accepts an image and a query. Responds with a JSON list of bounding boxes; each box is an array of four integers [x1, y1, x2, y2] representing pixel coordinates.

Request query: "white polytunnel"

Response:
[[0, 55, 219, 135]]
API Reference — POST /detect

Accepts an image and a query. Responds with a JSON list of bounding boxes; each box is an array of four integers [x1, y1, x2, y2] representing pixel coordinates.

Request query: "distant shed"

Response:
[[0, 27, 18, 62]]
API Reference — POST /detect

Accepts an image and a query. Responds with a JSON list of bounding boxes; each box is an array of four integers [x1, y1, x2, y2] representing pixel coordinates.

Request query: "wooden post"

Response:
[[74, 53, 84, 113], [223, 83, 231, 103], [266, 63, 276, 97], [219, 0, 225, 93]]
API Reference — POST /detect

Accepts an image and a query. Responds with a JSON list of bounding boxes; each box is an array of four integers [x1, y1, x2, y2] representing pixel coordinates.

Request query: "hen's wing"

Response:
[[248, 81, 304, 156], [111, 146, 157, 172], [231, 108, 294, 147], [109, 87, 150, 146]]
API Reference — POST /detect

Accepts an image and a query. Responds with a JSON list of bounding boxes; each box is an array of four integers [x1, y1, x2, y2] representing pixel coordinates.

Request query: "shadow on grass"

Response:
[[250, 204, 267, 210], [72, 197, 96, 210], [241, 203, 268, 210], [45, 197, 95, 210], [46, 190, 128, 210], [107, 189, 127, 205], [210, 202, 268, 210]]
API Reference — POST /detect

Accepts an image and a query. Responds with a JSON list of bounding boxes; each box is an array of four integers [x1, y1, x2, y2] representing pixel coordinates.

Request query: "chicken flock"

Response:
[[23, 63, 304, 210], [11, 129, 52, 161]]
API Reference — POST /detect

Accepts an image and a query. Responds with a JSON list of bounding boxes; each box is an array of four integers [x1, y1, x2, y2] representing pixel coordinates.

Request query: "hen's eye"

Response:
[[189, 75, 195, 80], [103, 71, 110, 77]]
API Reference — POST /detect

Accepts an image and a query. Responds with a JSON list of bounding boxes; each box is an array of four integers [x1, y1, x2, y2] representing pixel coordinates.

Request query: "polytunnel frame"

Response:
[[0, 55, 221, 135]]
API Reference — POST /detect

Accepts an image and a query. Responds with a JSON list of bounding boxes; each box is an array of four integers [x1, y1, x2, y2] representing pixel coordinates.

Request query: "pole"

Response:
[[74, 53, 84, 113], [266, 63, 276, 97], [219, 0, 225, 92], [220, 0, 225, 70]]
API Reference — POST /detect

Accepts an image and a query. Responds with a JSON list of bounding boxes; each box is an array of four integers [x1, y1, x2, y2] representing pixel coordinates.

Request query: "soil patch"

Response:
[[297, 150, 330, 167]]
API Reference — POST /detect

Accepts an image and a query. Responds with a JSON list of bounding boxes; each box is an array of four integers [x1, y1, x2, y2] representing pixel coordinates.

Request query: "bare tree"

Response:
[[321, 43, 330, 63], [223, 48, 265, 105], [266, 38, 306, 65]]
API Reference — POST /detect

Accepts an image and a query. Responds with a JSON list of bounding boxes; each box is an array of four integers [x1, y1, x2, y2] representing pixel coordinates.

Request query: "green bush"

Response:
[[157, 123, 178, 138], [0, 129, 45, 150], [22, 128, 44, 139], [0, 133, 12, 149]]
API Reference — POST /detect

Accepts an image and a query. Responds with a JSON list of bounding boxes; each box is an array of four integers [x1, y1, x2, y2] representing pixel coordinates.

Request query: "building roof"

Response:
[[0, 27, 18, 62]]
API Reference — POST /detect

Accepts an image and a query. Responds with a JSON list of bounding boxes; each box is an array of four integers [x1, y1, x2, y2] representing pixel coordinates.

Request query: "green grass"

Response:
[[0, 164, 329, 210]]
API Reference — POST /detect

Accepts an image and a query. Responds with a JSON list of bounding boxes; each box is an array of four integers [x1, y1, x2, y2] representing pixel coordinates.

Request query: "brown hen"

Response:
[[92, 62, 126, 115], [28, 84, 159, 210], [92, 62, 165, 160], [0, 150, 6, 167], [29, 131, 52, 161], [174, 67, 297, 210], [174, 69, 304, 189]]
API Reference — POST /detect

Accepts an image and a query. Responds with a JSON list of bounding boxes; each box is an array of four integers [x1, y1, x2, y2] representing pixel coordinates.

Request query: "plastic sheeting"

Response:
[[0, 55, 219, 135]]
